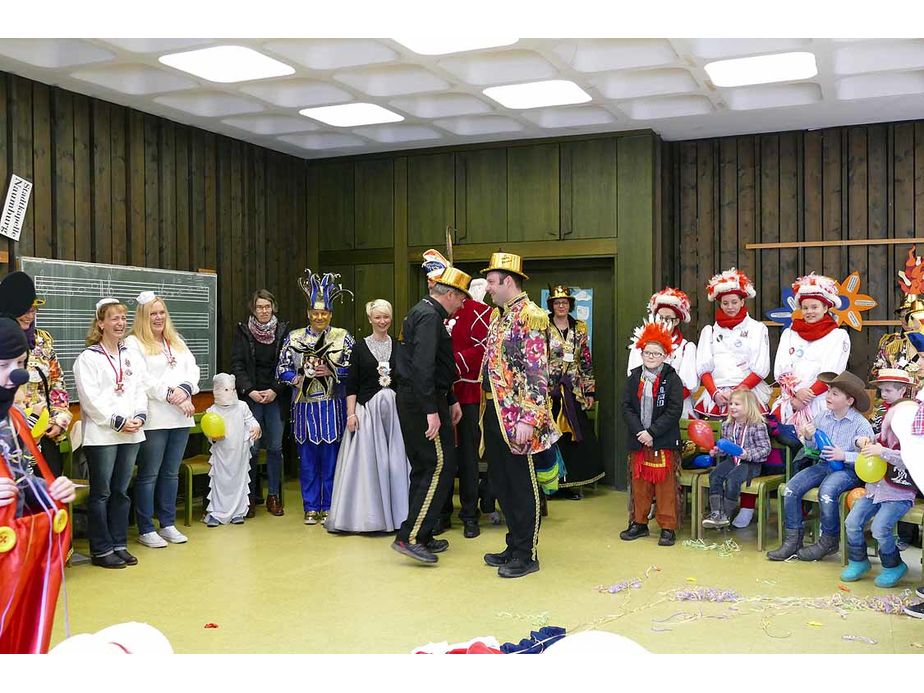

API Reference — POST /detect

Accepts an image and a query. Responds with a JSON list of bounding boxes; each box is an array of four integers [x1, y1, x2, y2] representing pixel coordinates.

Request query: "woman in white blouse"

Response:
[[125, 291, 200, 549], [73, 298, 148, 569]]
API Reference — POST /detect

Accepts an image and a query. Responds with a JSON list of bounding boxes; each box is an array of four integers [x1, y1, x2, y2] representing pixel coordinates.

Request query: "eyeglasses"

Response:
[[642, 351, 665, 358], [658, 316, 679, 324]]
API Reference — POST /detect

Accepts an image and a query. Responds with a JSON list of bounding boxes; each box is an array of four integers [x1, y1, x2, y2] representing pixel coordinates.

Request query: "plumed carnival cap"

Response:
[[481, 252, 529, 280], [647, 287, 691, 323], [0, 271, 37, 319], [434, 266, 472, 299], [547, 284, 575, 309], [298, 269, 354, 312], [869, 368, 915, 388], [818, 371, 870, 413], [793, 272, 840, 309], [630, 316, 675, 357], [421, 249, 451, 281], [705, 268, 756, 302]]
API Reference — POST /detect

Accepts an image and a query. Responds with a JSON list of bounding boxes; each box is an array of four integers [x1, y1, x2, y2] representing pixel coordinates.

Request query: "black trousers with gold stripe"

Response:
[[483, 404, 541, 562], [396, 389, 457, 545]]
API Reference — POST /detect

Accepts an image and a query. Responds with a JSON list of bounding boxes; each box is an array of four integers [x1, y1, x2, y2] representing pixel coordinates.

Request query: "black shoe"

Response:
[[391, 539, 438, 564], [619, 522, 650, 541], [463, 521, 480, 538], [114, 549, 138, 565], [426, 538, 449, 554], [433, 517, 451, 536], [91, 553, 127, 569], [498, 557, 540, 578], [904, 602, 924, 619], [484, 549, 513, 567], [916, 585, 924, 599], [658, 529, 676, 547]]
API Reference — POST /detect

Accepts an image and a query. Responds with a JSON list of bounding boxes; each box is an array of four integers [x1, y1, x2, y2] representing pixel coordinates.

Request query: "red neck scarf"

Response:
[[791, 314, 838, 341], [715, 307, 748, 329]]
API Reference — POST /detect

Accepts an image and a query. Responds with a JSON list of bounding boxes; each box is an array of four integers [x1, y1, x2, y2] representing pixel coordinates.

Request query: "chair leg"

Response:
[[183, 467, 192, 527], [777, 484, 785, 547], [839, 494, 848, 566]]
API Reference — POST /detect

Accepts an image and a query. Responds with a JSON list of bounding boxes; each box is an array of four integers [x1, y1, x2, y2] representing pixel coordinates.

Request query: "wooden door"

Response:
[[317, 161, 354, 251], [407, 153, 455, 247], [562, 138, 618, 239], [507, 143, 561, 242], [354, 159, 394, 249]]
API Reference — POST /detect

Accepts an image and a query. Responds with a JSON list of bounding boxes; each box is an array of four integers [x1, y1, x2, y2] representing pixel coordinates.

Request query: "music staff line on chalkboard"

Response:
[[34, 276, 211, 302], [35, 309, 213, 331]]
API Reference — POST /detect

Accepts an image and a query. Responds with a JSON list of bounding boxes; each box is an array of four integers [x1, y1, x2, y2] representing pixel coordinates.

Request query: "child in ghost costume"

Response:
[[204, 373, 261, 526]]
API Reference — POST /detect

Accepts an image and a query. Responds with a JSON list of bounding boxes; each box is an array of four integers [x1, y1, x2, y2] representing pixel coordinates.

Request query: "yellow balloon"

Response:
[[30, 407, 50, 439], [855, 452, 887, 484], [200, 412, 226, 438]]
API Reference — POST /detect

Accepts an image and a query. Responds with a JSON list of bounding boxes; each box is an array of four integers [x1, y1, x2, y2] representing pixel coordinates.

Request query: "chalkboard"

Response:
[[19, 256, 217, 401]]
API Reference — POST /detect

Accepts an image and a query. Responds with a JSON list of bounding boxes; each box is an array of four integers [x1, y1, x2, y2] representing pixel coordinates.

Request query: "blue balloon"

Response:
[[814, 430, 833, 451], [690, 453, 713, 469], [829, 460, 845, 471], [717, 438, 745, 457]]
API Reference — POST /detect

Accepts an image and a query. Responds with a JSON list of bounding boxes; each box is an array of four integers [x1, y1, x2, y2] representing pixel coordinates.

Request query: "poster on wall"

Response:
[[539, 286, 594, 353], [0, 174, 32, 241]]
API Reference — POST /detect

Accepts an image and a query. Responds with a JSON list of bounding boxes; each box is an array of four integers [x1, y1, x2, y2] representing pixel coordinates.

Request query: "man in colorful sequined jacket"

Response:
[[277, 270, 354, 527]]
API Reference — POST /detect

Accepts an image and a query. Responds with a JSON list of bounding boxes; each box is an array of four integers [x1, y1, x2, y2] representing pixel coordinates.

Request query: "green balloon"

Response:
[[855, 452, 887, 483]]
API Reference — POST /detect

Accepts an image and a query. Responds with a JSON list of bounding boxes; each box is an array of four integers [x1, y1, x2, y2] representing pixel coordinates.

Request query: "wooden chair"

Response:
[[678, 418, 720, 538]]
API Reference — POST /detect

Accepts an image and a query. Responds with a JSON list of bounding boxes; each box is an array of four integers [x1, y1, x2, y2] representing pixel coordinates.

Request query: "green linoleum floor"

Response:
[[51, 484, 924, 653]]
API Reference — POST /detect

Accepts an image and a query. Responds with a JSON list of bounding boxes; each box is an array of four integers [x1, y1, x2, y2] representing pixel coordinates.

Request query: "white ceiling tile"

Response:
[[264, 39, 397, 71], [553, 39, 678, 73], [834, 40, 924, 75], [521, 106, 616, 128], [836, 71, 924, 101], [353, 124, 443, 143], [333, 65, 449, 97], [724, 83, 823, 111], [622, 95, 714, 120], [154, 91, 265, 117], [686, 38, 813, 60], [221, 114, 318, 135], [99, 38, 215, 54], [0, 39, 114, 68], [438, 50, 556, 86], [390, 93, 492, 118], [239, 78, 353, 108], [278, 132, 368, 150], [593, 68, 699, 99], [433, 115, 525, 136], [70, 64, 198, 95]]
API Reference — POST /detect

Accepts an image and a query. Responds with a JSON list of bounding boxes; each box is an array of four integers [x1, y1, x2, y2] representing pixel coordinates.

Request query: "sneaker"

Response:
[[498, 557, 540, 578], [903, 601, 924, 619], [304, 511, 320, 525], [157, 526, 188, 544], [391, 539, 438, 564], [702, 512, 729, 529], [138, 531, 168, 548], [916, 585, 924, 599], [320, 511, 329, 526], [230, 516, 245, 525], [484, 549, 513, 567], [426, 538, 449, 553], [203, 514, 220, 527]]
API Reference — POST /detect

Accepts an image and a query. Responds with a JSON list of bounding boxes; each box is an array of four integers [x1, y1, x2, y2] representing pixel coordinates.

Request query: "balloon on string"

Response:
[[200, 412, 226, 439], [687, 420, 716, 451], [855, 452, 887, 483], [814, 430, 833, 451], [846, 487, 866, 511], [716, 438, 744, 457]]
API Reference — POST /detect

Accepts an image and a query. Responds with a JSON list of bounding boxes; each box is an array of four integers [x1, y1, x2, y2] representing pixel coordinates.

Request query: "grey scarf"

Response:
[[640, 364, 663, 430]]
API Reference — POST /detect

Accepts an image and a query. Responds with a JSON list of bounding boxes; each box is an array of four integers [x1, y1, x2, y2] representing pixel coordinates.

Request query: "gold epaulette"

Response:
[[521, 301, 550, 332]]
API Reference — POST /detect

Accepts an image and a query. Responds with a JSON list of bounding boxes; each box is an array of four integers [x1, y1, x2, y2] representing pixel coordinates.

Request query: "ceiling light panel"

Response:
[[483, 80, 592, 109], [705, 52, 818, 87], [300, 103, 404, 127], [393, 38, 518, 55], [159, 45, 294, 83]]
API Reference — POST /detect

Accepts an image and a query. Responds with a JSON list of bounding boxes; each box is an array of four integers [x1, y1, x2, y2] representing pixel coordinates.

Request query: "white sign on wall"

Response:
[[0, 174, 32, 241]]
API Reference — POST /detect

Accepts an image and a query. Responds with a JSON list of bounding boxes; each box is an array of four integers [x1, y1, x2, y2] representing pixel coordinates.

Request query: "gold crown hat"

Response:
[[481, 252, 529, 280], [547, 284, 574, 309], [897, 293, 924, 317], [434, 266, 472, 299]]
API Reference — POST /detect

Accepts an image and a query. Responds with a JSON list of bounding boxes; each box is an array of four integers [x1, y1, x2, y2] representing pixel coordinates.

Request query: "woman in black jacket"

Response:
[[620, 318, 683, 546], [230, 289, 290, 516]]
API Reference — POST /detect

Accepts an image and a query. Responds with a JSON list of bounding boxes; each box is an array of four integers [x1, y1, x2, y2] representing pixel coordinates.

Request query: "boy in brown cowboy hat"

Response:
[[767, 370, 874, 561]]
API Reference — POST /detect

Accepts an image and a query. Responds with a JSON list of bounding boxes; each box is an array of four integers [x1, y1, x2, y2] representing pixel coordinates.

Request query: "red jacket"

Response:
[[449, 298, 492, 405]]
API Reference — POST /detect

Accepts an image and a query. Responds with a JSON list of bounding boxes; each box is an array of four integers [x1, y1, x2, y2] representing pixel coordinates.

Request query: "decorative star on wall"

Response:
[[764, 271, 877, 331]]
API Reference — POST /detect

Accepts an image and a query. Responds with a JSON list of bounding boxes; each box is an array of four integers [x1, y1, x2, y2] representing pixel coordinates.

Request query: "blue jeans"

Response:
[[782, 461, 862, 536], [247, 399, 284, 496], [134, 427, 191, 534], [85, 443, 141, 557], [845, 496, 913, 562]]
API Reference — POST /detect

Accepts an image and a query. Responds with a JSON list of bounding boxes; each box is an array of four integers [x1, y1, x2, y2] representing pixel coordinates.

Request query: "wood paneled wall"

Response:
[[0, 73, 309, 370], [662, 121, 924, 375]]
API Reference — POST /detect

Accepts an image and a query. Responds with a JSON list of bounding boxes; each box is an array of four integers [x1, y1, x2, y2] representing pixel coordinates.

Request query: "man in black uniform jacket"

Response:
[[392, 267, 470, 563]]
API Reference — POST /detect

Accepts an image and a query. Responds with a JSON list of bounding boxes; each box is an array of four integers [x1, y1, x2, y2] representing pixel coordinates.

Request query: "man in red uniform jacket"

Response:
[[438, 278, 492, 538]]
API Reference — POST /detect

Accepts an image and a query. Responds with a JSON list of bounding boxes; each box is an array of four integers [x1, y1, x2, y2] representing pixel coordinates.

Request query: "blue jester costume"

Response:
[[277, 270, 354, 522]]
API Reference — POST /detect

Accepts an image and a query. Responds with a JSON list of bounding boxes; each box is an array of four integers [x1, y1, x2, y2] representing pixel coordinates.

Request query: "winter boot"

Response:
[[840, 559, 872, 582], [797, 533, 839, 561], [766, 529, 804, 561], [875, 549, 908, 588], [702, 494, 729, 529]]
